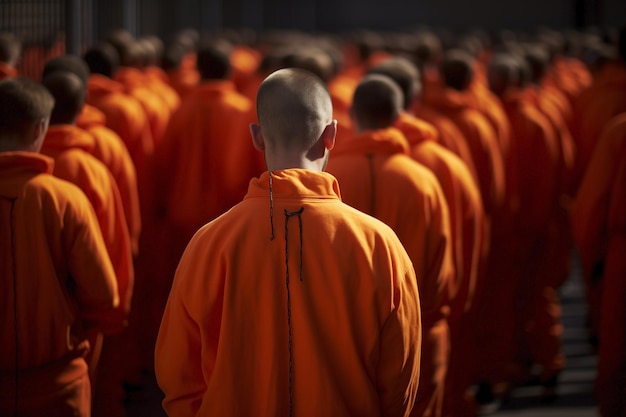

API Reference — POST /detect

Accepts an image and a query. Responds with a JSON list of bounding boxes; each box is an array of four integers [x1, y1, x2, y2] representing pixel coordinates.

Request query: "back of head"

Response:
[[257, 68, 332, 152], [440, 49, 475, 91], [42, 72, 86, 125], [0, 32, 22, 66], [351, 74, 403, 131], [83, 43, 120, 78], [412, 30, 443, 69], [196, 38, 233, 80], [106, 29, 139, 68], [367, 56, 421, 110], [42, 55, 90, 87], [162, 42, 185, 71], [523, 43, 550, 84], [488, 53, 521, 97], [285, 47, 334, 83], [0, 77, 54, 149]]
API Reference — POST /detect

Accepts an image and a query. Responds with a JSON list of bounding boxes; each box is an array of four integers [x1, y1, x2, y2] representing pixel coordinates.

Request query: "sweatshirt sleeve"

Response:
[[61, 183, 119, 331], [377, 249, 422, 417], [154, 243, 208, 417]]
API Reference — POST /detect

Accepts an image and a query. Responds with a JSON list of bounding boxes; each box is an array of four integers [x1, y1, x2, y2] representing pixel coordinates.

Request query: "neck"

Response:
[[265, 153, 326, 172]]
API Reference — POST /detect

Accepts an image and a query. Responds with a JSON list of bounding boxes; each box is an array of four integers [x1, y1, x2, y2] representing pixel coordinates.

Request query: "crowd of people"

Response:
[[0, 23, 624, 417]]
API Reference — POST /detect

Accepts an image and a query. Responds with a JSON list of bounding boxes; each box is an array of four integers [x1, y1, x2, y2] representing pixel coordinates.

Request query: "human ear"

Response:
[[250, 123, 265, 152], [322, 119, 337, 151]]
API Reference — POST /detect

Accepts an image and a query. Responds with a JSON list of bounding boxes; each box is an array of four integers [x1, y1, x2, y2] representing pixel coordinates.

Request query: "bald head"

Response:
[[0, 77, 54, 151], [351, 74, 403, 132], [257, 68, 333, 153], [368, 57, 421, 110], [42, 72, 85, 125]]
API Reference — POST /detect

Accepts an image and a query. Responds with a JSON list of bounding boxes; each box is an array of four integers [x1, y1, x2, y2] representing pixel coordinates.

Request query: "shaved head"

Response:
[[351, 74, 403, 131], [42, 72, 85, 125], [0, 32, 21, 66], [368, 57, 421, 110], [256, 68, 333, 152]]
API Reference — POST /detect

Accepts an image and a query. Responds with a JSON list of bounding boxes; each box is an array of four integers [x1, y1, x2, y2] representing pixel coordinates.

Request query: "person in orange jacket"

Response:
[[0, 77, 119, 417], [327, 74, 452, 417], [155, 68, 422, 417]]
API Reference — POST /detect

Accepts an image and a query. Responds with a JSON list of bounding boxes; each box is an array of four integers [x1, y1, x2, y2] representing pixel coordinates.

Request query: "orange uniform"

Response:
[[41, 126, 133, 327], [413, 104, 478, 181], [0, 152, 119, 417], [155, 169, 422, 417], [573, 62, 626, 187], [77, 105, 142, 254], [423, 87, 505, 216], [86, 74, 154, 180], [115, 66, 171, 146], [595, 151, 626, 417], [478, 87, 561, 386], [573, 113, 626, 343], [394, 112, 486, 417], [326, 127, 453, 417], [157, 80, 261, 244]]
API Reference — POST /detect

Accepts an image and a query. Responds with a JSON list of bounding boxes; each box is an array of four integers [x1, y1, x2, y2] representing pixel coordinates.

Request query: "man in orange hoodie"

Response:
[[42, 55, 142, 255], [594, 138, 626, 417], [0, 77, 119, 417], [327, 74, 452, 417], [367, 56, 487, 417], [40, 72, 134, 417], [155, 68, 422, 417]]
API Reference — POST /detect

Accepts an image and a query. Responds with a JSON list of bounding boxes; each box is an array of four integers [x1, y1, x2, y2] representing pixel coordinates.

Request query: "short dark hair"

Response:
[[440, 49, 474, 91], [351, 74, 402, 131], [368, 57, 421, 110], [83, 43, 120, 78], [43, 55, 90, 86], [0, 77, 54, 143], [42, 72, 86, 125], [196, 38, 232, 80]]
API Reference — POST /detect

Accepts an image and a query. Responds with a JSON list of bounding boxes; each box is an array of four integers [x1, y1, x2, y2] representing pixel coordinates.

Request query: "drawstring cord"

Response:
[[284, 206, 304, 417]]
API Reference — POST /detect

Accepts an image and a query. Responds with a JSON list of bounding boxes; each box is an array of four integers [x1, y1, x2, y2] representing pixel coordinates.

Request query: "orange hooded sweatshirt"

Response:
[[41, 126, 133, 330], [326, 127, 453, 417], [0, 152, 118, 417]]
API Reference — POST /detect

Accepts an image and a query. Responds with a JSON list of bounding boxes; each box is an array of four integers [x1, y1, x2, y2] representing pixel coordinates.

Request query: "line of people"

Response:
[[0, 24, 624, 417]]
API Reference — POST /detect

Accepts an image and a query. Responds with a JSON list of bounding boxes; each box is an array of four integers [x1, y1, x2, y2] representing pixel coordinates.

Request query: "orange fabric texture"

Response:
[[595, 153, 626, 417], [41, 126, 133, 331], [573, 113, 626, 340], [157, 80, 261, 241], [86, 74, 154, 180], [0, 152, 118, 416], [77, 105, 142, 254], [115, 67, 171, 145], [155, 169, 422, 417], [326, 127, 452, 417], [423, 87, 505, 216]]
